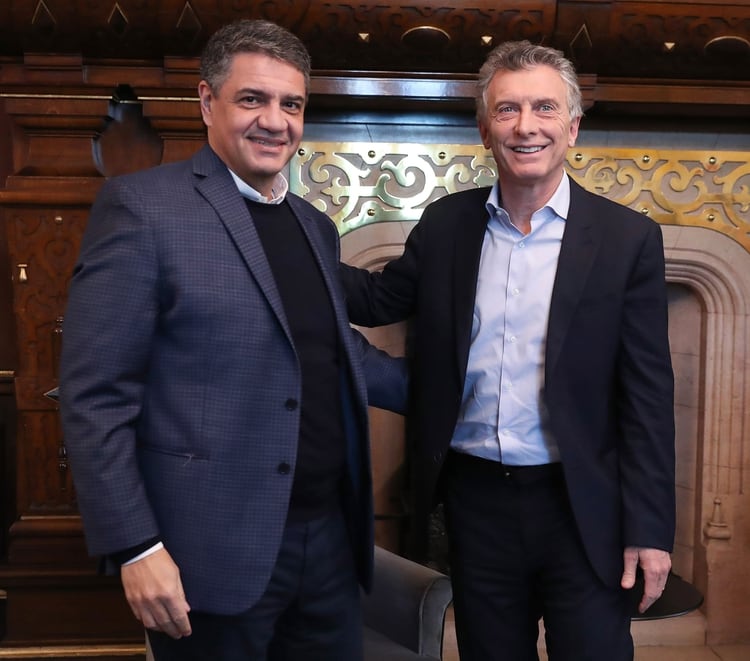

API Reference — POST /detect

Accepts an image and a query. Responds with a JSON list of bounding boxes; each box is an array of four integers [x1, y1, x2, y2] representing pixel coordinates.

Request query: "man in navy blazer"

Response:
[[342, 41, 675, 660], [60, 19, 405, 660]]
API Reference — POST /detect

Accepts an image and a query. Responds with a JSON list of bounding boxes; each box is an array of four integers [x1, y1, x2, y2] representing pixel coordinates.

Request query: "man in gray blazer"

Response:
[[342, 41, 675, 660], [60, 19, 405, 661]]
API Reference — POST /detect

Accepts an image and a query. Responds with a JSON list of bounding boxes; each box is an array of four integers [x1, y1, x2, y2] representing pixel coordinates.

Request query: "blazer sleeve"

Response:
[[348, 328, 408, 414], [616, 220, 676, 551], [59, 177, 161, 556], [340, 219, 423, 326]]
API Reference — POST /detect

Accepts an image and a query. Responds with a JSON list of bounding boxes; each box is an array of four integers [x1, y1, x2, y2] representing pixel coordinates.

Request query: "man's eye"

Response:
[[538, 103, 556, 112], [491, 106, 517, 122]]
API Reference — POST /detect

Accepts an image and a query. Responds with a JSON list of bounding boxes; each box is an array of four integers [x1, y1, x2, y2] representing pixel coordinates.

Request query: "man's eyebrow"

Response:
[[234, 86, 267, 98], [232, 88, 305, 105], [493, 96, 560, 108], [283, 93, 306, 105]]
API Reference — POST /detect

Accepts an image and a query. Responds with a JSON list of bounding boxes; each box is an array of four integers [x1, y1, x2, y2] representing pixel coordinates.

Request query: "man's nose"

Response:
[[514, 107, 537, 135], [257, 103, 286, 130]]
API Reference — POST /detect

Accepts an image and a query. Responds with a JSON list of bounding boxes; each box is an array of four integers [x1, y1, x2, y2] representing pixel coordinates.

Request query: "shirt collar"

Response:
[[485, 171, 571, 223], [228, 169, 289, 205]]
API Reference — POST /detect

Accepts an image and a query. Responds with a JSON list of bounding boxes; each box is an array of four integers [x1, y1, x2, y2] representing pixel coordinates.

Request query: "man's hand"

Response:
[[621, 546, 671, 614], [121, 547, 192, 639]]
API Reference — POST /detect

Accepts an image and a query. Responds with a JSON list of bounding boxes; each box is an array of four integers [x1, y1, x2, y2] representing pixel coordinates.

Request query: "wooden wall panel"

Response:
[[0, 1, 748, 653]]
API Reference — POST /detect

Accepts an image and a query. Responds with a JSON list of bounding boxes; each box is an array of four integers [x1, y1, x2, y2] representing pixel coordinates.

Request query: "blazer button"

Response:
[[285, 398, 298, 411], [277, 462, 291, 475]]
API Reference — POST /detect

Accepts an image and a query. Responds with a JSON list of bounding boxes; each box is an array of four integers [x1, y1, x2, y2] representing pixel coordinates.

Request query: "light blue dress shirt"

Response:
[[450, 174, 572, 466]]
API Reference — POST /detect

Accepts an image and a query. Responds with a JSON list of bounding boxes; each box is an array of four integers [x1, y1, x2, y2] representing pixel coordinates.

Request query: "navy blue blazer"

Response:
[[342, 179, 675, 587], [60, 145, 406, 615]]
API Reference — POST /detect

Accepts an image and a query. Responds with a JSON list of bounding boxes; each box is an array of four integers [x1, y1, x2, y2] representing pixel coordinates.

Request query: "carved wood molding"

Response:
[[0, 1, 748, 117], [0, 1, 747, 80], [1, 70, 748, 131]]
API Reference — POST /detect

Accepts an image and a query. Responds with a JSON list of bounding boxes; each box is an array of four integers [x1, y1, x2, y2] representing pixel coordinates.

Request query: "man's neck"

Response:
[[497, 171, 565, 235]]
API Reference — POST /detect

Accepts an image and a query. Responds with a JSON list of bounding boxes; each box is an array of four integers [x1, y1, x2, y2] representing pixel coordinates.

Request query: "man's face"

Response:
[[478, 64, 580, 193], [198, 52, 306, 197]]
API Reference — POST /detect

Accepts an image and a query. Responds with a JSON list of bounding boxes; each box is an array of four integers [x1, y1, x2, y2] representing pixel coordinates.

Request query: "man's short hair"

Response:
[[200, 19, 311, 95], [476, 40, 583, 121]]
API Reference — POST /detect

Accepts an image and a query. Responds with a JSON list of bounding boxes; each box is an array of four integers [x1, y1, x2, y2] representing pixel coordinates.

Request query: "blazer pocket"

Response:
[[139, 444, 210, 463]]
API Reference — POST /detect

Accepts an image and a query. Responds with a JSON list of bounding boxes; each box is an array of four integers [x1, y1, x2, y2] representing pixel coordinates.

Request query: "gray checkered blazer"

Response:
[[60, 145, 406, 615]]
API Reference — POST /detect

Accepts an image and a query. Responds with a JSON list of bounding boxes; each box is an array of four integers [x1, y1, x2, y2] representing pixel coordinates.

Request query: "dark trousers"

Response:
[[148, 507, 363, 661], [442, 450, 633, 661]]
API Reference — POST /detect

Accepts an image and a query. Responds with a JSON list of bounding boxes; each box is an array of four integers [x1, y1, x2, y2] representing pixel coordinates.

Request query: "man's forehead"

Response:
[[489, 68, 565, 96], [224, 52, 305, 85]]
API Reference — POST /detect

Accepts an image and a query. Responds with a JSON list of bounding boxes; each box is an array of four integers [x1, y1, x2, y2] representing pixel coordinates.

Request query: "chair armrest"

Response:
[[362, 545, 452, 658]]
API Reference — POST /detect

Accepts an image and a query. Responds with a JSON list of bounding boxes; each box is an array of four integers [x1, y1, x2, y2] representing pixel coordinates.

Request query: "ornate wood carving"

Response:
[[557, 1, 750, 80], [612, 0, 750, 78], [0, 1, 747, 86], [2, 205, 87, 564], [5, 207, 87, 402], [94, 95, 164, 178]]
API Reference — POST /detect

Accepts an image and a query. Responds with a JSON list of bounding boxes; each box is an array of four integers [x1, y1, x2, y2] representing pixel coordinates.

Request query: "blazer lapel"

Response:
[[545, 180, 601, 377], [287, 194, 370, 439], [191, 147, 294, 345], [286, 196, 362, 386], [453, 187, 492, 388], [286, 195, 346, 327]]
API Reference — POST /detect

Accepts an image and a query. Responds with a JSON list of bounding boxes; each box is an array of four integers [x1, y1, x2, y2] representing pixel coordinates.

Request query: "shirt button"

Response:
[[284, 398, 298, 411], [519, 241, 526, 248], [512, 288, 520, 296], [509, 335, 517, 343], [277, 462, 291, 475]]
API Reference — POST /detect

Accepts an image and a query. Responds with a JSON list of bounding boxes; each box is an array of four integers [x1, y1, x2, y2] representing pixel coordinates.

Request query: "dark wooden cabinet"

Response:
[[2, 203, 88, 570], [5, 207, 84, 517], [0, 33, 209, 647], [0, 198, 146, 646], [0, 47, 205, 649]]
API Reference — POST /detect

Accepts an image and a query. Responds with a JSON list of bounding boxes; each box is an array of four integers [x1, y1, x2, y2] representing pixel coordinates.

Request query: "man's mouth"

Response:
[[512, 146, 545, 153], [248, 136, 285, 147]]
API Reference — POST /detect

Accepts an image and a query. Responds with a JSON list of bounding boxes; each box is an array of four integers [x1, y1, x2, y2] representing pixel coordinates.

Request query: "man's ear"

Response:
[[568, 114, 581, 147], [478, 118, 491, 149], [198, 80, 213, 112], [197, 81, 213, 122]]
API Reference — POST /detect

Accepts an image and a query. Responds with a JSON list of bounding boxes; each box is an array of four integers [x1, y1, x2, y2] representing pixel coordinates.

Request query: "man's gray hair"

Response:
[[200, 19, 311, 95], [476, 40, 583, 121]]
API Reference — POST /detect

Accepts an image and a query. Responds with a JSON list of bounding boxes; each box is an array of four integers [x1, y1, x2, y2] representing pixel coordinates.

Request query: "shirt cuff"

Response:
[[122, 541, 164, 566]]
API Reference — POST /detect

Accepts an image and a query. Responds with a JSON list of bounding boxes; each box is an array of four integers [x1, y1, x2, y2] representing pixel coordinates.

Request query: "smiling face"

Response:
[[198, 51, 306, 197], [478, 64, 580, 197]]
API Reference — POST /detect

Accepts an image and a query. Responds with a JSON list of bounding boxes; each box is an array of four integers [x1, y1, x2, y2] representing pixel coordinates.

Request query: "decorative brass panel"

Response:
[[291, 142, 750, 252], [291, 143, 497, 233], [567, 148, 750, 247]]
